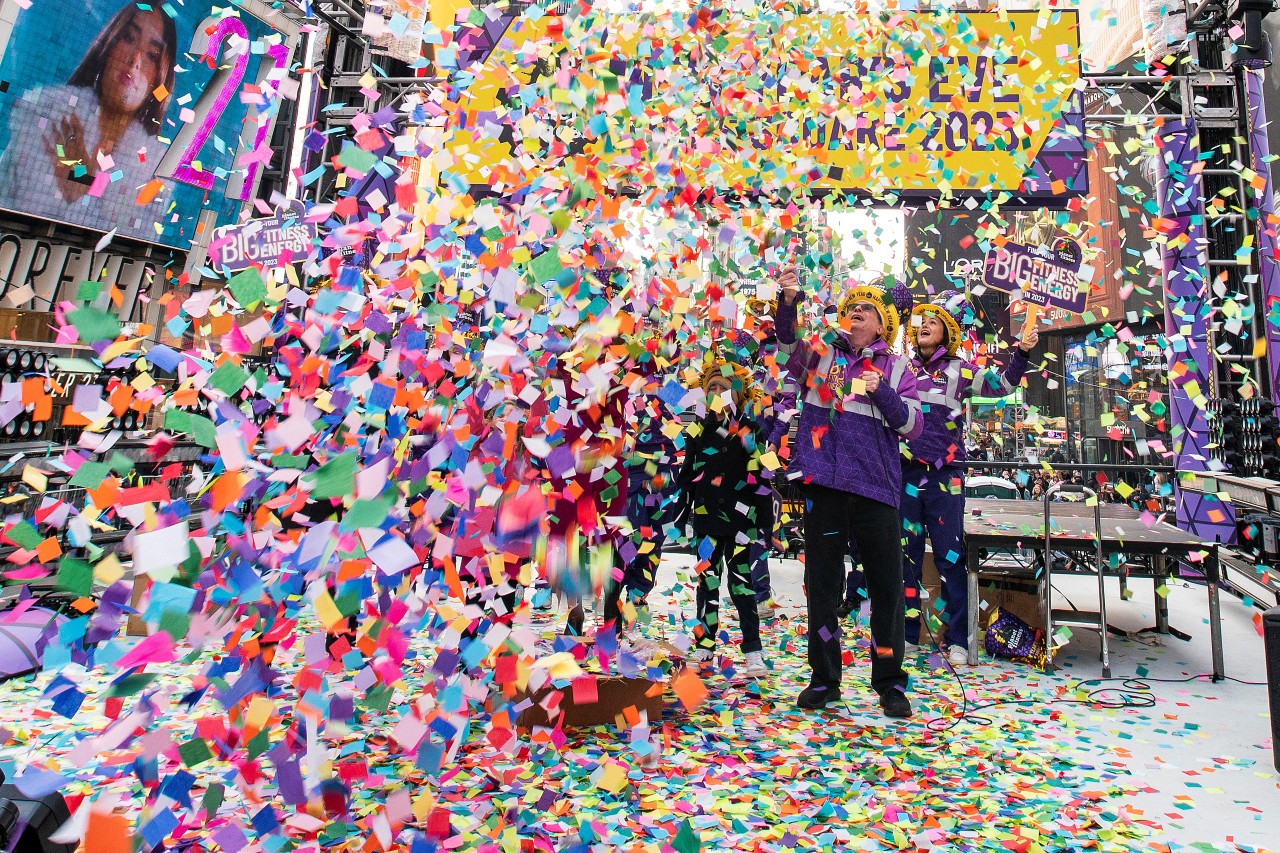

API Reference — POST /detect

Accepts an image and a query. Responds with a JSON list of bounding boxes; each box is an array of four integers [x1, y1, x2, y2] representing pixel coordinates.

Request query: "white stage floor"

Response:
[[654, 552, 1280, 849]]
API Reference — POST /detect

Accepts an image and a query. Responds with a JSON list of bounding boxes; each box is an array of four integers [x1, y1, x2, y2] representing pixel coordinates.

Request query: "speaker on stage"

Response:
[[1265, 606, 1280, 773]]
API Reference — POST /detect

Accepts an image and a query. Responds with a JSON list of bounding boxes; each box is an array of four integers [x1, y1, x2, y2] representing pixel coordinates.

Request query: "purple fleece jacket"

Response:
[[775, 295, 923, 509], [906, 346, 1031, 470]]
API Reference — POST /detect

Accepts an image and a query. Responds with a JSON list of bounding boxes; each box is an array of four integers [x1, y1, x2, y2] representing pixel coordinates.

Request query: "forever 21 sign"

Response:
[[0, 229, 155, 323]]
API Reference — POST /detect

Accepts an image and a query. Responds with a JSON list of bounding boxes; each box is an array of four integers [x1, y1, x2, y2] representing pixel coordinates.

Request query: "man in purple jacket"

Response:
[[776, 268, 923, 717], [902, 291, 1038, 665]]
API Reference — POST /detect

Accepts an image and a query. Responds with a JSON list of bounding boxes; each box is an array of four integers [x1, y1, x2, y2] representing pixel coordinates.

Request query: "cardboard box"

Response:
[[921, 550, 1044, 636], [516, 674, 666, 730], [126, 573, 150, 636]]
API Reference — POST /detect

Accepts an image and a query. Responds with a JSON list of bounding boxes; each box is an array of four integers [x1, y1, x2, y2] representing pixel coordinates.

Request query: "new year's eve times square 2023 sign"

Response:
[[432, 5, 1085, 202], [0, 0, 296, 251]]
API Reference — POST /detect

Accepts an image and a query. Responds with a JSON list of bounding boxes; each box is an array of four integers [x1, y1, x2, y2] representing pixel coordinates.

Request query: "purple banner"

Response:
[[982, 239, 1086, 314]]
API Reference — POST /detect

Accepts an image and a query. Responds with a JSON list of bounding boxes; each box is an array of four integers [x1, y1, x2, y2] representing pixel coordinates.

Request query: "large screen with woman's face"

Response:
[[0, 0, 292, 250]]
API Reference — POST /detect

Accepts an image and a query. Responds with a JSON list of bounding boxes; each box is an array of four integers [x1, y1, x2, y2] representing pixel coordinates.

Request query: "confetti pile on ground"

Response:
[[4, 599, 1171, 852]]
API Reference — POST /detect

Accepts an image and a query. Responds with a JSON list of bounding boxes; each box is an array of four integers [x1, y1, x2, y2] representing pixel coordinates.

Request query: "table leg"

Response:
[[967, 550, 979, 666], [1155, 555, 1170, 634], [1042, 548, 1055, 674], [1207, 547, 1225, 682]]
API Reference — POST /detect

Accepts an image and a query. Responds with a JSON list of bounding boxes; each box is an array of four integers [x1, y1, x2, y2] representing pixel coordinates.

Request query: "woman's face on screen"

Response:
[[101, 10, 167, 115]]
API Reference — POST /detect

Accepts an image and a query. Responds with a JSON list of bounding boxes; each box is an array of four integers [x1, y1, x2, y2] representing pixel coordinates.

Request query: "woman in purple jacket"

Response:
[[776, 269, 923, 717], [902, 291, 1038, 665]]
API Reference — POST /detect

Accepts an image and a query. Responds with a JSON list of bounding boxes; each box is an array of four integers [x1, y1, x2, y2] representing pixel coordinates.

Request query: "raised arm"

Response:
[[774, 267, 818, 385], [971, 326, 1037, 398]]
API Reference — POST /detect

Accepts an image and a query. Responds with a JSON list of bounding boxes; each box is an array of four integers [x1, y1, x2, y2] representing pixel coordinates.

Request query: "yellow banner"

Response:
[[428, 7, 1081, 199]]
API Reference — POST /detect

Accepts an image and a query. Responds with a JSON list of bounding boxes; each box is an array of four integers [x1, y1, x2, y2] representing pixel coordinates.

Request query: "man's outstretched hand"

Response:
[[777, 266, 800, 302]]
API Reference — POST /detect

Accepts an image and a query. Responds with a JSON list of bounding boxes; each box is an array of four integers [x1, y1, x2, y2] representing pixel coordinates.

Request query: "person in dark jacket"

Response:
[[734, 297, 797, 605], [675, 361, 771, 678], [776, 270, 923, 717], [603, 391, 681, 633], [837, 280, 913, 620]]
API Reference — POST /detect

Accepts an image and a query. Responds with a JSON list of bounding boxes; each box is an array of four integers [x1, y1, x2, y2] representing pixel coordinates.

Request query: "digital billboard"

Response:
[[0, 0, 294, 250]]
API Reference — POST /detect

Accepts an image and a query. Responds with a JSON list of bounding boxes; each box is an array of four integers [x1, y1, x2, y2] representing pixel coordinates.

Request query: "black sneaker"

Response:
[[837, 596, 863, 618], [880, 690, 913, 719], [563, 604, 585, 637], [795, 685, 841, 710]]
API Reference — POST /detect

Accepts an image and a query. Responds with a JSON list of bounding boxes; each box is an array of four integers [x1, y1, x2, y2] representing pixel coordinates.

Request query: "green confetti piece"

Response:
[[246, 730, 271, 760], [342, 493, 396, 530], [158, 609, 190, 640], [303, 452, 358, 500], [228, 267, 268, 309], [56, 557, 93, 597], [4, 519, 43, 550], [202, 783, 225, 816], [178, 738, 213, 767], [164, 409, 192, 436], [209, 361, 250, 397], [190, 414, 217, 449], [529, 249, 565, 286], [106, 673, 158, 698], [107, 452, 136, 476], [66, 306, 121, 344], [337, 141, 378, 174], [672, 819, 701, 853], [68, 461, 112, 489], [75, 280, 102, 302]]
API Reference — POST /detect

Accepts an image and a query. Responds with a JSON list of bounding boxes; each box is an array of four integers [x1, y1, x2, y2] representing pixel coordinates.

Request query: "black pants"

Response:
[[603, 490, 669, 629], [695, 534, 762, 653], [803, 483, 907, 696]]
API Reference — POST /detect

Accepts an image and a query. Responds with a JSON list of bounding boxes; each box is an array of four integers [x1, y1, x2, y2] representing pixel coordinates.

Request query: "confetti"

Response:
[[0, 2, 1270, 852]]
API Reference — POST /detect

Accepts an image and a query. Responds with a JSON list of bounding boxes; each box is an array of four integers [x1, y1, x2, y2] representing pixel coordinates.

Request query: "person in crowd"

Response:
[[775, 268, 922, 717], [603, 389, 681, 635], [900, 290, 1037, 665], [674, 361, 771, 678], [537, 322, 631, 635], [739, 295, 797, 606], [837, 280, 911, 620]]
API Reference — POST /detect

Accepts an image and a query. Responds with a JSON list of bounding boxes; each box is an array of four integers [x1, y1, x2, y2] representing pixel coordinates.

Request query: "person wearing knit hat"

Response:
[[732, 294, 796, 606], [774, 266, 923, 718], [900, 290, 1038, 667], [673, 360, 772, 678], [836, 278, 903, 350]]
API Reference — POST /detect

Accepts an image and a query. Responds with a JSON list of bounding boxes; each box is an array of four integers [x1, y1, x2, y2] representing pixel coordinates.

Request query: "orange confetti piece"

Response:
[[672, 666, 709, 712], [135, 179, 164, 206]]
